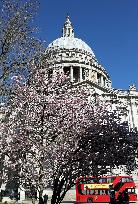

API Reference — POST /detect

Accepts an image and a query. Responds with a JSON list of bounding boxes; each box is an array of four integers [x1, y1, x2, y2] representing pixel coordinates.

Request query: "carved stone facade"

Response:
[[45, 16, 138, 183], [0, 16, 138, 202], [46, 16, 111, 88], [45, 16, 138, 131]]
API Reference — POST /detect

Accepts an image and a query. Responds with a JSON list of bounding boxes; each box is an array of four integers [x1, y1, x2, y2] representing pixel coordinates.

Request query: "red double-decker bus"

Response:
[[76, 175, 137, 203]]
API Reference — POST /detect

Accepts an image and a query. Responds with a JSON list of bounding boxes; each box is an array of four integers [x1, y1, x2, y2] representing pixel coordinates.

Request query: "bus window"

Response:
[[81, 189, 93, 195], [124, 178, 130, 182], [99, 178, 102, 183], [107, 177, 115, 183], [89, 179, 95, 183], [99, 178, 107, 183], [128, 189, 131, 193], [106, 190, 110, 195], [95, 190, 98, 195], [87, 178, 98, 183], [101, 190, 106, 195], [132, 188, 135, 194], [121, 178, 127, 183], [99, 190, 103, 195], [79, 178, 96, 184], [127, 177, 133, 182], [81, 190, 86, 195], [129, 177, 133, 182], [121, 177, 133, 183], [102, 178, 107, 183], [127, 188, 135, 194], [93, 178, 99, 183], [90, 190, 95, 195]]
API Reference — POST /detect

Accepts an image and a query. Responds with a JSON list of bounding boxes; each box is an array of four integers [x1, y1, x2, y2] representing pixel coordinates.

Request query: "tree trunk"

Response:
[[31, 186, 36, 204], [51, 178, 67, 204], [39, 190, 43, 198], [38, 188, 43, 204]]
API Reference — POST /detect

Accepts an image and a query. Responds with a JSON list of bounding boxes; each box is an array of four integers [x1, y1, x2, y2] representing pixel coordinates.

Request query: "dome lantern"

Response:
[[62, 15, 74, 37], [46, 16, 111, 87]]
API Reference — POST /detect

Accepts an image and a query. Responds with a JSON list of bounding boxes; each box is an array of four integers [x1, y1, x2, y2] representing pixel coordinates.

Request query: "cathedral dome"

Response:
[[47, 16, 95, 56], [48, 37, 95, 56], [45, 16, 111, 88]]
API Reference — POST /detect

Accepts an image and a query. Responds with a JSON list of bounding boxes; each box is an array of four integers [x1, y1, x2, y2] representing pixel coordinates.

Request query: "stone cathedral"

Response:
[[45, 16, 138, 182], [45, 16, 138, 130], [0, 16, 138, 202]]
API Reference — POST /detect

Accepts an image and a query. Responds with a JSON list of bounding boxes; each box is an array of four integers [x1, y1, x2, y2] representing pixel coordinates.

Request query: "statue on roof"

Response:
[[129, 84, 136, 91]]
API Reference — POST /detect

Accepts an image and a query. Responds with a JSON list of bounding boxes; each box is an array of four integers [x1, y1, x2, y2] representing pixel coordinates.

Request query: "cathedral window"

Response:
[[66, 52, 69, 57], [72, 52, 75, 57], [103, 77, 106, 87], [73, 67, 80, 82], [97, 73, 101, 85], [82, 68, 85, 80], [85, 69, 89, 77], [68, 28, 70, 36]]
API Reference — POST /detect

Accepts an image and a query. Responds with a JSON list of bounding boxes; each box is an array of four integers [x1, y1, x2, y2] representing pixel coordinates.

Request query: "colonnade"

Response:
[[66, 66, 107, 86], [55, 65, 109, 87], [70, 66, 84, 82], [97, 73, 106, 87]]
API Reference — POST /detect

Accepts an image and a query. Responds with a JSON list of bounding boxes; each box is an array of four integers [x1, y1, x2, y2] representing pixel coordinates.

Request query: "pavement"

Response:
[[2, 188, 138, 204], [20, 189, 76, 204]]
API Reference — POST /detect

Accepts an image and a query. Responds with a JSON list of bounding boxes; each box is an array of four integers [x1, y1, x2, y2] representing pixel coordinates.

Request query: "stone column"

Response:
[[80, 67, 82, 82], [95, 72, 98, 83], [70, 66, 73, 82], [101, 75, 104, 86], [129, 97, 137, 129]]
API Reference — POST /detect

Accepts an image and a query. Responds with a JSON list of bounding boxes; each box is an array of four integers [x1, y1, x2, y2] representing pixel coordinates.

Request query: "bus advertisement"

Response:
[[76, 175, 137, 203]]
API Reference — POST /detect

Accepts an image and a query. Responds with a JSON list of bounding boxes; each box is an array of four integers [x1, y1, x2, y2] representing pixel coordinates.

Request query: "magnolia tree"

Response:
[[1, 69, 97, 198], [2, 1, 138, 203], [0, 0, 43, 99], [0, 0, 43, 195], [1, 62, 138, 204]]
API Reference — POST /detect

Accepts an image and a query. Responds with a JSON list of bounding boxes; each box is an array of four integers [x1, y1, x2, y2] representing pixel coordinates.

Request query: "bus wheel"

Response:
[[87, 198, 93, 203]]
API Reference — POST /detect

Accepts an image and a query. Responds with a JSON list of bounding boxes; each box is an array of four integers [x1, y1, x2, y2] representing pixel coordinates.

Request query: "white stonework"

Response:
[[0, 16, 137, 201], [45, 16, 138, 183], [45, 16, 138, 131]]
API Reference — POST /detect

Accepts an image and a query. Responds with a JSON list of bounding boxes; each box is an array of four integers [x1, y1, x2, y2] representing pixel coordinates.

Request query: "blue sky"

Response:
[[36, 0, 138, 90]]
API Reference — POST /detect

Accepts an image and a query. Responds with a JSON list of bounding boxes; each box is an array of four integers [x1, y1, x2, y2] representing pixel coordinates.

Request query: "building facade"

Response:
[[0, 16, 138, 201], [45, 16, 138, 130], [45, 16, 138, 183]]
